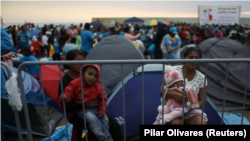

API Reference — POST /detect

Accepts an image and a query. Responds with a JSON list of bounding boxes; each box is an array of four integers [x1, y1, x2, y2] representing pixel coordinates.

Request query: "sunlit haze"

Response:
[[1, 1, 250, 24]]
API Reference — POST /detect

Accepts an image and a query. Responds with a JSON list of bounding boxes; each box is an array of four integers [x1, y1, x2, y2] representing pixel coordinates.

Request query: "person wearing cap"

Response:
[[41, 31, 51, 57], [229, 29, 245, 44], [17, 25, 30, 49], [212, 27, 223, 38], [80, 23, 95, 55], [161, 27, 181, 59], [90, 25, 95, 33]]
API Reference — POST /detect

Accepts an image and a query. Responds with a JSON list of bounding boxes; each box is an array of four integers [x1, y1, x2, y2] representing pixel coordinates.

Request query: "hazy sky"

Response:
[[1, 1, 250, 24]]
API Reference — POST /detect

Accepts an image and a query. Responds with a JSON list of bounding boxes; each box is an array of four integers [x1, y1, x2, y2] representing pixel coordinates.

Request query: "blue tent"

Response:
[[107, 64, 225, 135], [1, 65, 63, 136], [124, 17, 144, 23], [124, 17, 144, 26]]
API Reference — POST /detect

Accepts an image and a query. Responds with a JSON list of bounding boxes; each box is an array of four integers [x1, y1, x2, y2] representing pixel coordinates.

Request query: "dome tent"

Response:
[[85, 35, 144, 95], [196, 37, 250, 111]]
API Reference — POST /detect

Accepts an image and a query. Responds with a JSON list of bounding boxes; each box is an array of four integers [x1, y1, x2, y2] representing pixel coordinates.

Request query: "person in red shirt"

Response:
[[179, 27, 187, 47], [60, 64, 113, 141], [30, 36, 41, 58]]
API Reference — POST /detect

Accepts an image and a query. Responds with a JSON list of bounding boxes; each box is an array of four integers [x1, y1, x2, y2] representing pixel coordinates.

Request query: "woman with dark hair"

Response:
[[124, 27, 141, 41], [58, 50, 123, 141], [195, 28, 207, 45], [48, 28, 61, 60], [159, 46, 208, 125]]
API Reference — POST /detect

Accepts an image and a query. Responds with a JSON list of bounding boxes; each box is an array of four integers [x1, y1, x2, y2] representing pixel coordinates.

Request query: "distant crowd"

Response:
[[2, 21, 250, 60]]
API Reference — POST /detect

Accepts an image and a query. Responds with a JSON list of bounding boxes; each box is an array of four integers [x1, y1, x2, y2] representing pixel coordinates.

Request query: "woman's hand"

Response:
[[85, 99, 98, 109], [166, 90, 187, 104]]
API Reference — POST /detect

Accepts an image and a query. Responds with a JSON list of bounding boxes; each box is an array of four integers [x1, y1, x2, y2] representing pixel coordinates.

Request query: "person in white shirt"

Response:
[[41, 31, 51, 57]]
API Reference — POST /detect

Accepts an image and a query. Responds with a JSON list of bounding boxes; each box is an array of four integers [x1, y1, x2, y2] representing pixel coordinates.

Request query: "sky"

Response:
[[1, 0, 250, 24]]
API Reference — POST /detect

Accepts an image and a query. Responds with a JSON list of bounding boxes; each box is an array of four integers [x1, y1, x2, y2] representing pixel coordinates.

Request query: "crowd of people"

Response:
[[2, 21, 250, 61], [1, 20, 250, 140]]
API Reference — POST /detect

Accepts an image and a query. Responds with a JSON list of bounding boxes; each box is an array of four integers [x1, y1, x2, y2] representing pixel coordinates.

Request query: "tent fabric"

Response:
[[90, 21, 106, 31], [107, 64, 225, 135], [197, 37, 250, 111], [1, 65, 63, 136], [218, 112, 250, 125], [0, 28, 12, 56], [2, 99, 63, 136], [124, 17, 144, 26], [40, 65, 65, 110], [85, 35, 144, 95], [1, 65, 61, 111], [124, 17, 144, 23]]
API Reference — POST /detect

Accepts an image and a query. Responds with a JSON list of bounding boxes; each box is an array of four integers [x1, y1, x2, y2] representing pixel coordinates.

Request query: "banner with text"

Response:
[[198, 6, 240, 25]]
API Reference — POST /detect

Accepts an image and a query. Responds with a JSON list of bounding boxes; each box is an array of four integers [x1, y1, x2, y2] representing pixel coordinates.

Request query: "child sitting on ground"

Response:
[[60, 64, 113, 141], [153, 65, 200, 125]]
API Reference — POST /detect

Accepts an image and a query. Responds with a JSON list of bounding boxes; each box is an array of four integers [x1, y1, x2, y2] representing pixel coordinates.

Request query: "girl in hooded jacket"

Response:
[[60, 64, 113, 141]]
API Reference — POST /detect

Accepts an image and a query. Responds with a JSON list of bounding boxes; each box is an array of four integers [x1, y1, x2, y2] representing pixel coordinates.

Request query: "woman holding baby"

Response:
[[159, 46, 208, 125]]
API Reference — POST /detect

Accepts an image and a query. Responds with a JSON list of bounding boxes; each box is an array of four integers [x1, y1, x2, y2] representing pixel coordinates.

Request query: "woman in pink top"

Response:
[[124, 27, 141, 41], [68, 25, 78, 44], [212, 27, 224, 38]]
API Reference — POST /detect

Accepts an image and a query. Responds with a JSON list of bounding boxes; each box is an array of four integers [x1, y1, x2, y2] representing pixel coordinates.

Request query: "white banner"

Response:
[[199, 6, 241, 25]]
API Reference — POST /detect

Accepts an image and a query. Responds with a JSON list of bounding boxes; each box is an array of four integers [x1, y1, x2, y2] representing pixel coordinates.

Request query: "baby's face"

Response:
[[171, 81, 183, 88]]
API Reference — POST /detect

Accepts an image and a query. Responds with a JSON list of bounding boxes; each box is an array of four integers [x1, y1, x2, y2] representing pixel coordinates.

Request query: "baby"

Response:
[[153, 65, 199, 125]]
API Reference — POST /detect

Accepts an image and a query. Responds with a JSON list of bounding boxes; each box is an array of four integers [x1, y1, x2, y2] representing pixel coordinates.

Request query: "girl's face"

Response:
[[184, 51, 201, 70], [83, 67, 98, 85], [69, 54, 84, 73], [171, 81, 183, 88]]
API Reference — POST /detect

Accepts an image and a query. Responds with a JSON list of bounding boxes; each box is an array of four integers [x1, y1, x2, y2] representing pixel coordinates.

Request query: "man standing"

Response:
[[80, 23, 95, 56], [41, 31, 51, 57], [154, 23, 167, 59]]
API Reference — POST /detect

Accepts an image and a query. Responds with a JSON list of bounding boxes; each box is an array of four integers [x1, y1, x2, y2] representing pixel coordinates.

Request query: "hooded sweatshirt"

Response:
[[63, 64, 108, 114], [0, 28, 12, 56]]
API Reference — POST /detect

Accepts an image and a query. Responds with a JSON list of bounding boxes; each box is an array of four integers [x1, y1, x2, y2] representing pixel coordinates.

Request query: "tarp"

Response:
[[218, 113, 250, 125], [85, 35, 144, 95], [41, 123, 87, 141], [197, 37, 250, 111], [107, 64, 225, 135], [1, 65, 63, 136]]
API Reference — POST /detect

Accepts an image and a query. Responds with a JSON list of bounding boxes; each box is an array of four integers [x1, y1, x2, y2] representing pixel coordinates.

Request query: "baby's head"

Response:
[[164, 65, 186, 89]]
